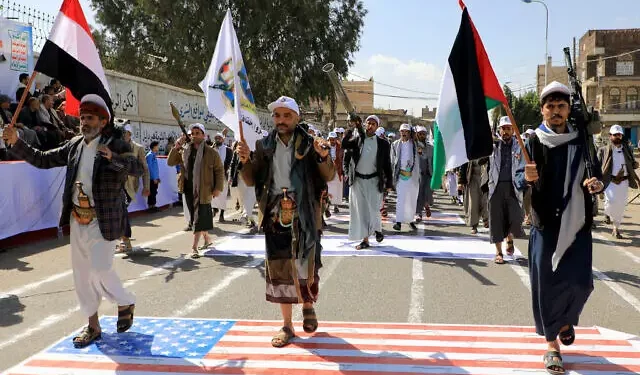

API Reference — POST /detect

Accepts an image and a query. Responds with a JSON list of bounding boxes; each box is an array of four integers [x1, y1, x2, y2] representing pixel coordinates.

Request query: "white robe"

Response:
[[349, 135, 382, 240], [604, 147, 630, 227], [395, 142, 420, 223], [446, 171, 458, 197]]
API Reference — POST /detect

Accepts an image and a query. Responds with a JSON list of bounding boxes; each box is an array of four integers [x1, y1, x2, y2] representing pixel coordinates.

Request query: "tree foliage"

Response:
[[491, 85, 542, 132], [90, 0, 367, 109]]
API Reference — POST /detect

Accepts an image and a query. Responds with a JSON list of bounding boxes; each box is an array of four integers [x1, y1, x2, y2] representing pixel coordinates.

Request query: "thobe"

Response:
[[416, 142, 434, 214], [488, 139, 525, 244], [392, 140, 420, 223], [327, 145, 343, 203], [72, 138, 135, 317], [349, 135, 383, 240], [603, 146, 629, 227], [446, 170, 458, 198], [211, 144, 229, 210], [527, 128, 600, 342]]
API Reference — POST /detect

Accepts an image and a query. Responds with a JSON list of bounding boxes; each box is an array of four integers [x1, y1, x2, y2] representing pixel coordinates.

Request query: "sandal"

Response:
[[190, 247, 201, 259], [494, 253, 505, 264], [302, 308, 318, 333], [425, 206, 431, 218], [199, 242, 213, 250], [72, 325, 101, 348], [271, 326, 296, 348], [559, 326, 575, 346], [543, 350, 565, 374], [506, 240, 515, 256], [375, 231, 384, 243], [356, 241, 370, 250], [116, 304, 135, 333]]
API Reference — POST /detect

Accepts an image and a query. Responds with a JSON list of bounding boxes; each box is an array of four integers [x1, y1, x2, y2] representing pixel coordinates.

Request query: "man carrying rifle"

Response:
[[525, 81, 604, 375]]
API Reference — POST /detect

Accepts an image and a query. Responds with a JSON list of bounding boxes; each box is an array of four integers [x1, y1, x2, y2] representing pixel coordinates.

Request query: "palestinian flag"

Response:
[[430, 0, 507, 189], [35, 0, 111, 118]]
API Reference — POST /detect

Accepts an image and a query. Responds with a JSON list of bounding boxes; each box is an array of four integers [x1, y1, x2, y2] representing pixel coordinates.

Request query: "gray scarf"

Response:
[[535, 123, 584, 271]]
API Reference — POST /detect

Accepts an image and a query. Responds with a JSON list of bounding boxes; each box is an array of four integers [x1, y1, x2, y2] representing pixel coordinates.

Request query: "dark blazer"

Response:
[[341, 126, 393, 193], [9, 135, 143, 240]]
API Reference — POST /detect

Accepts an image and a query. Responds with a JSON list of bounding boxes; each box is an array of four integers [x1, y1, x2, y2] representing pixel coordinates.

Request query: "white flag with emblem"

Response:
[[199, 8, 262, 150]]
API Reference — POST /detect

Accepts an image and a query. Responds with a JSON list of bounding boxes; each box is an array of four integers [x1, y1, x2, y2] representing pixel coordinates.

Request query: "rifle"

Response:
[[564, 47, 601, 180]]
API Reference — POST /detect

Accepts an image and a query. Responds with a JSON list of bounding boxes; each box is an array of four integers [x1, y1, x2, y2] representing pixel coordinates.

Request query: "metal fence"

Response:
[[0, 0, 55, 52]]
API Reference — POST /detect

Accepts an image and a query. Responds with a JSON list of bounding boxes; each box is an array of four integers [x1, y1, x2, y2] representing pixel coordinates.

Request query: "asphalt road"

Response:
[[1, 190, 639, 374]]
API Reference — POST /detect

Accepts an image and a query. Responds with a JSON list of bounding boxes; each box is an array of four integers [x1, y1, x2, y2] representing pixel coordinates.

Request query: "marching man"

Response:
[[391, 124, 421, 231], [237, 96, 335, 348], [598, 124, 639, 238], [3, 94, 142, 347]]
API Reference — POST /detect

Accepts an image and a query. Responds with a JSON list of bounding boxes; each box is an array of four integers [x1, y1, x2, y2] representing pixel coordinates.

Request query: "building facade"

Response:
[[536, 56, 570, 96], [578, 28, 640, 146]]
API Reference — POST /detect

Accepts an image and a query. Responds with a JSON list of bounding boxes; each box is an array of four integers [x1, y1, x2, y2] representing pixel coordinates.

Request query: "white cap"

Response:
[[80, 93, 111, 121], [190, 123, 206, 134], [498, 116, 512, 127], [415, 126, 427, 133], [525, 129, 535, 135], [337, 127, 345, 133], [388, 132, 396, 137], [609, 124, 624, 135], [399, 123, 411, 131], [123, 124, 133, 134], [365, 115, 380, 125], [540, 81, 571, 100], [315, 129, 321, 136], [328, 131, 338, 139], [267, 96, 300, 115], [262, 130, 269, 137], [375, 127, 385, 136]]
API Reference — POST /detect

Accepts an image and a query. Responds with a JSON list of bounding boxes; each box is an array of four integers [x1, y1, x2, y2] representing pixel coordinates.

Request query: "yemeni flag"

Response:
[[430, 0, 507, 189], [35, 0, 111, 118]]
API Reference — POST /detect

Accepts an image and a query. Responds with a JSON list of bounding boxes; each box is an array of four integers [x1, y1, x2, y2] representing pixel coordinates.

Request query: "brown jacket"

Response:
[[167, 143, 224, 204], [240, 133, 335, 231], [124, 140, 150, 199], [598, 144, 639, 189]]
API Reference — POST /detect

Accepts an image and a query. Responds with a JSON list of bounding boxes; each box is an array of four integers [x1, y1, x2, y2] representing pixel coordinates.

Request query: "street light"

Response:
[[522, 0, 549, 87]]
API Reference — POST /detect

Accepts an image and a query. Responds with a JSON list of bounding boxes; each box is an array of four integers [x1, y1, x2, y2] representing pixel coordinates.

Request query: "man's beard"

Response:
[[215, 141, 223, 146], [82, 127, 101, 141], [611, 138, 622, 145], [277, 123, 293, 134]]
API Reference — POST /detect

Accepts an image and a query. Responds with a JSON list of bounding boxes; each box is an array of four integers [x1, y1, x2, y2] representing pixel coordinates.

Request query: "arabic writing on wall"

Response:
[[110, 78, 139, 116], [175, 101, 224, 126]]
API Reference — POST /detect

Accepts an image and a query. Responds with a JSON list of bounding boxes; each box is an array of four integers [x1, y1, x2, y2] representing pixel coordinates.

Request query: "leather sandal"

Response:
[[302, 308, 318, 333], [271, 326, 295, 348], [494, 253, 505, 264], [73, 326, 101, 348], [356, 241, 370, 250], [506, 240, 515, 256], [117, 304, 135, 333], [543, 350, 565, 374], [559, 325, 575, 346]]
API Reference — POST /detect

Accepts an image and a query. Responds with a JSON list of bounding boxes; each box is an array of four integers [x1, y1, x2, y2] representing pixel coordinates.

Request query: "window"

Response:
[[616, 61, 634, 76], [609, 88, 621, 110], [627, 88, 638, 109]]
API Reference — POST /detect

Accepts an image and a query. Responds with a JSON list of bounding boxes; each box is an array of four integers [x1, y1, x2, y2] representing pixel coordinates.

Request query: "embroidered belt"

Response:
[[355, 172, 378, 180], [399, 169, 412, 180], [72, 205, 96, 225]]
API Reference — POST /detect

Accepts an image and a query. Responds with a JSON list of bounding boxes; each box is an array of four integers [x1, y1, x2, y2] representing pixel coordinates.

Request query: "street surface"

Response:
[[1, 190, 639, 374]]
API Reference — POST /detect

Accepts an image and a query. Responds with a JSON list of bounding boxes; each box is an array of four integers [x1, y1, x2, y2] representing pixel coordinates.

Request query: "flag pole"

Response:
[[8, 71, 38, 129], [503, 105, 532, 164]]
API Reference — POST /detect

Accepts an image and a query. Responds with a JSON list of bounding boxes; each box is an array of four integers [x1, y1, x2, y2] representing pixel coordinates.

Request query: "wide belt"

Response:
[[72, 205, 96, 225], [355, 171, 378, 180]]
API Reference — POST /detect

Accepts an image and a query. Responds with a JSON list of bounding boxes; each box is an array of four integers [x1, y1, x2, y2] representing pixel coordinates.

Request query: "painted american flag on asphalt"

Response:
[[4, 316, 640, 374]]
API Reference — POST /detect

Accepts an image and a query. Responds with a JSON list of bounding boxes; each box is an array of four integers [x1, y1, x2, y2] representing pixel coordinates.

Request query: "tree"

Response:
[[90, 0, 366, 108], [490, 85, 541, 132]]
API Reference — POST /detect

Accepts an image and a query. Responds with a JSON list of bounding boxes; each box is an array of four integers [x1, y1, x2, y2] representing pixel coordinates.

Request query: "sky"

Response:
[[18, 0, 640, 117]]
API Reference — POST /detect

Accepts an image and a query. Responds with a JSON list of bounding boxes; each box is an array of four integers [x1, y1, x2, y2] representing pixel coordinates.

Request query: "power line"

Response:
[[348, 72, 440, 95], [344, 88, 438, 101]]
